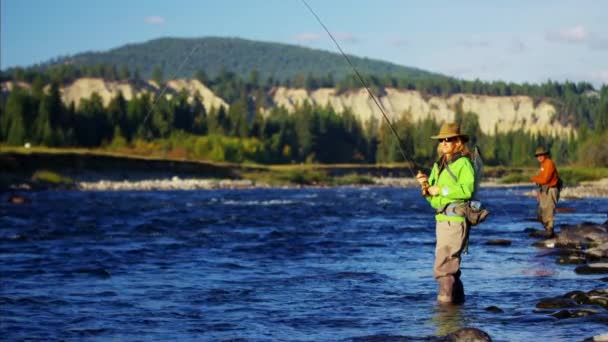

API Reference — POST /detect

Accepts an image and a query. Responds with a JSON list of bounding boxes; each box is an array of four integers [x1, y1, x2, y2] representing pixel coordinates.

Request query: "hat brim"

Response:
[[431, 134, 469, 142], [535, 152, 548, 156]]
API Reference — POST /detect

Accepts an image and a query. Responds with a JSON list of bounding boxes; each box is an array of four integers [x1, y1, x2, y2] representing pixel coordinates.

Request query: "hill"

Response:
[[31, 37, 448, 83]]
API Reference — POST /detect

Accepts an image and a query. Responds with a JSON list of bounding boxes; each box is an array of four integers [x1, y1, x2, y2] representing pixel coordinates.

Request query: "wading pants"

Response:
[[537, 187, 558, 235], [434, 220, 468, 304]]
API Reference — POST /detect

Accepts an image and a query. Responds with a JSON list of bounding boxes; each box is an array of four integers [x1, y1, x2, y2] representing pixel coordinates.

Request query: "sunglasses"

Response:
[[438, 137, 457, 143]]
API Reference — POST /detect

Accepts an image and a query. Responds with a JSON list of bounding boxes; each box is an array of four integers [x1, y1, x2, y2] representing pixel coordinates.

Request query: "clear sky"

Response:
[[2, 0, 607, 88]]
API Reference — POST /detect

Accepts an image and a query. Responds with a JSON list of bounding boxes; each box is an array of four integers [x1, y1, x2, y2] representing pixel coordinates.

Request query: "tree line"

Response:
[[1, 69, 607, 167], [3, 62, 605, 129]]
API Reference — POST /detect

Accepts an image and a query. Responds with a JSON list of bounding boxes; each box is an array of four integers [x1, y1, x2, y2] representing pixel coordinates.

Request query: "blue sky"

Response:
[[2, 0, 607, 88]]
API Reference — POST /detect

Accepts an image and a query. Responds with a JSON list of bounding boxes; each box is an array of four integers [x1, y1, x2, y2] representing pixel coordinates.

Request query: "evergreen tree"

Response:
[[1, 87, 29, 142], [227, 95, 250, 137], [152, 65, 164, 86], [173, 90, 194, 132], [76, 93, 109, 146], [191, 93, 208, 135], [119, 65, 131, 81], [107, 91, 128, 136]]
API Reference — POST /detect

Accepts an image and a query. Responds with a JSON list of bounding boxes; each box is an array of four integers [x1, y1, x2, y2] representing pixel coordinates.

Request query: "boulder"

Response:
[[485, 239, 511, 246], [555, 223, 608, 248], [586, 242, 608, 260], [440, 327, 492, 342], [575, 263, 608, 275], [536, 297, 578, 309], [7, 194, 29, 204]]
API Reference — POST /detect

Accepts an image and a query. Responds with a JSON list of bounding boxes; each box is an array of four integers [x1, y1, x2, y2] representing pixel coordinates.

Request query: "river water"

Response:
[[1, 186, 607, 341]]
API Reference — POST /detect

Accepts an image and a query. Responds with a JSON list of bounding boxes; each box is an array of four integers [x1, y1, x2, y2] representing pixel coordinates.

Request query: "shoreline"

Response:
[[57, 177, 608, 198]]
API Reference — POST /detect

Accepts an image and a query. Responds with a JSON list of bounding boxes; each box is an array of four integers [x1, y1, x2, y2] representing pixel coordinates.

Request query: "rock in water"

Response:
[[442, 327, 492, 341], [575, 263, 608, 275], [7, 194, 29, 204]]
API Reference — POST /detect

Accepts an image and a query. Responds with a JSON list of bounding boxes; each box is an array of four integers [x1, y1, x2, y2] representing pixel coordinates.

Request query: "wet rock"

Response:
[[7, 194, 29, 204], [550, 308, 599, 319], [540, 248, 586, 258], [532, 238, 558, 248], [564, 290, 591, 304], [582, 333, 608, 342], [528, 229, 553, 239], [556, 255, 587, 264], [588, 296, 608, 309], [575, 263, 608, 275], [555, 223, 608, 249], [536, 297, 577, 309], [588, 289, 608, 296], [484, 306, 504, 313], [440, 327, 492, 341], [485, 239, 511, 246], [586, 242, 608, 260]]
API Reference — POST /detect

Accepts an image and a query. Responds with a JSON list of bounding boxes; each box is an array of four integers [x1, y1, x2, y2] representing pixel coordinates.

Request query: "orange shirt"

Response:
[[531, 157, 559, 187]]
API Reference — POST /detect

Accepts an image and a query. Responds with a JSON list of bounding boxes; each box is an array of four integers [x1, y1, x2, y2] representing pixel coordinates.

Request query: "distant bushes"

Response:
[[31, 170, 74, 187]]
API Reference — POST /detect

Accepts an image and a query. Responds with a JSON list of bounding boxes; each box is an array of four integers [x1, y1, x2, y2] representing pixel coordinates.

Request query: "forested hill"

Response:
[[26, 37, 448, 83], [2, 37, 607, 167]]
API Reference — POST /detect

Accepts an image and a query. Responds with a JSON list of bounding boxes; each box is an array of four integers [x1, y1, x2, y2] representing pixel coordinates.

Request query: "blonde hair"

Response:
[[436, 137, 471, 160]]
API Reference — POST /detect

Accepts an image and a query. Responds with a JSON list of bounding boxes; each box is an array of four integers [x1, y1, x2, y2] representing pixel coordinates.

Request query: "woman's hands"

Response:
[[416, 172, 440, 196], [416, 171, 428, 185]]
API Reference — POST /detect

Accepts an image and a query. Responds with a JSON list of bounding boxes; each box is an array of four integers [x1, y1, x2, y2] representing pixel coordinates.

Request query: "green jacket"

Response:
[[426, 155, 475, 222]]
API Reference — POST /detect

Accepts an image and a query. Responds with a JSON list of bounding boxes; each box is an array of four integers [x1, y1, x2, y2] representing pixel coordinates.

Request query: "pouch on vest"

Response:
[[441, 160, 490, 226], [437, 201, 490, 226], [463, 200, 490, 226]]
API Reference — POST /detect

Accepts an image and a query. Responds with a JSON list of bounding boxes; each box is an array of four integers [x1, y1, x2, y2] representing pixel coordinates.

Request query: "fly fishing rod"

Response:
[[142, 44, 200, 125], [300, 0, 430, 194]]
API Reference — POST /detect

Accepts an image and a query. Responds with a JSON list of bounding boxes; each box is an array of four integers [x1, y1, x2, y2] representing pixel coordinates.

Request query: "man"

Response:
[[530, 146, 560, 238]]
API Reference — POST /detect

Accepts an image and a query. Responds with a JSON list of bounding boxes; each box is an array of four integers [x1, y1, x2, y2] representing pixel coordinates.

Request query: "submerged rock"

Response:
[[440, 327, 492, 341], [536, 288, 608, 321], [556, 223, 608, 248], [550, 308, 600, 319], [575, 263, 608, 275], [536, 297, 578, 309], [485, 239, 511, 246], [528, 229, 554, 239], [582, 333, 608, 342], [7, 194, 29, 204], [484, 306, 504, 313], [532, 238, 558, 248], [586, 242, 608, 260], [556, 255, 587, 264]]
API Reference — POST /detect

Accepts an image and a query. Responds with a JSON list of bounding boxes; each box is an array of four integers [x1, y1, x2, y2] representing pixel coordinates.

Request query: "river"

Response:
[[1, 186, 607, 341]]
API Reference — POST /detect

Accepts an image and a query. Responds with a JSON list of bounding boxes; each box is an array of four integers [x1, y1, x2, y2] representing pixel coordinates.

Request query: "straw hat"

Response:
[[534, 146, 550, 156], [431, 122, 469, 142]]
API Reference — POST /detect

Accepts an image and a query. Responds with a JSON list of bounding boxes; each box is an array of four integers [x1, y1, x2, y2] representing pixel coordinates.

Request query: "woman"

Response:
[[416, 122, 475, 305]]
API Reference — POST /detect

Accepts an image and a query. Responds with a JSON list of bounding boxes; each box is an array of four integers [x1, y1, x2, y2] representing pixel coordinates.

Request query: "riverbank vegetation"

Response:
[[2, 63, 608, 169]]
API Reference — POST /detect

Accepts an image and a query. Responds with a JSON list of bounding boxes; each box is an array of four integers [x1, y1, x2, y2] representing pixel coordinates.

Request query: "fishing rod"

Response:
[[142, 44, 200, 125], [300, 0, 429, 193]]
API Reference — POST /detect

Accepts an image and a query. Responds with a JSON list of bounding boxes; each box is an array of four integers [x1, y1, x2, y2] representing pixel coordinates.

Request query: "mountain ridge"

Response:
[[32, 36, 448, 83]]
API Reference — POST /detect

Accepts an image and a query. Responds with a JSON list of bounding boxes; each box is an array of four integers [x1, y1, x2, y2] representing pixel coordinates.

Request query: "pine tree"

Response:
[[6, 112, 27, 145]]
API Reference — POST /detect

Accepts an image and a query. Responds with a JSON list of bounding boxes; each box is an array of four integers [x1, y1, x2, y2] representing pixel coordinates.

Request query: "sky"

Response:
[[2, 0, 607, 88]]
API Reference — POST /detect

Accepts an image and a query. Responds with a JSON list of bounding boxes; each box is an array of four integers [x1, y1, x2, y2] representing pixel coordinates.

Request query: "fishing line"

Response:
[[142, 44, 200, 125], [300, 0, 418, 177]]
